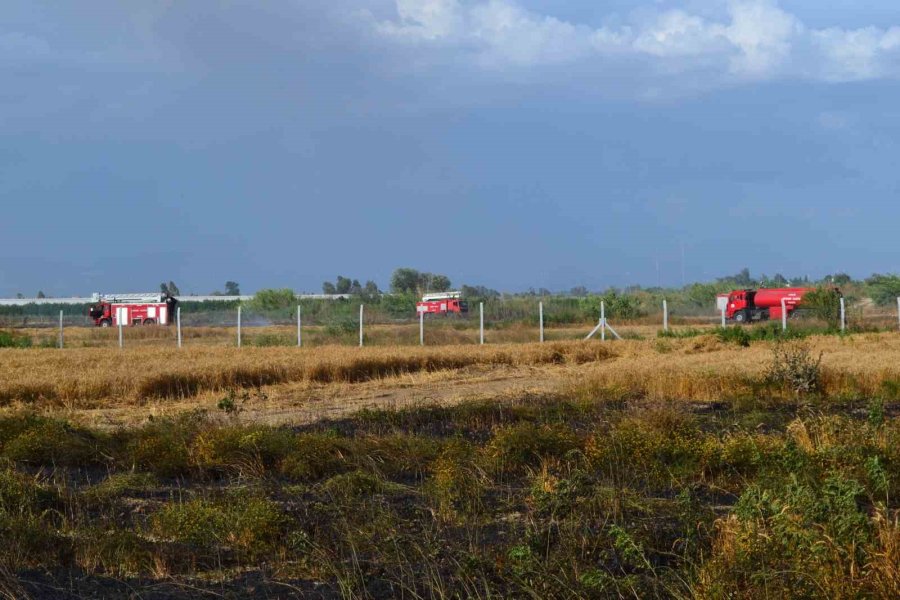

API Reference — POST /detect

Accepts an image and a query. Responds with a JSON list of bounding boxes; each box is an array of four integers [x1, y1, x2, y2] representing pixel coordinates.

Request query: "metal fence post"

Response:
[[479, 302, 484, 345], [721, 306, 726, 328], [359, 304, 364, 347], [897, 297, 900, 332], [177, 307, 182, 348], [297, 305, 302, 347], [840, 297, 846, 332], [781, 298, 787, 331], [419, 310, 424, 346], [237, 306, 242, 348], [663, 299, 668, 333], [58, 310, 64, 349], [539, 301, 544, 343], [600, 301, 606, 341], [118, 321, 123, 349]]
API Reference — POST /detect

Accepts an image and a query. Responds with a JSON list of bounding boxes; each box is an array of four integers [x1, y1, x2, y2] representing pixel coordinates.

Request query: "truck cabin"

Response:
[[88, 304, 108, 320], [727, 289, 757, 320]]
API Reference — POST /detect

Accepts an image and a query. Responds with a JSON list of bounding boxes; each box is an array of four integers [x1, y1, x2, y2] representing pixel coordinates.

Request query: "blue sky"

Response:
[[2, 1, 900, 296]]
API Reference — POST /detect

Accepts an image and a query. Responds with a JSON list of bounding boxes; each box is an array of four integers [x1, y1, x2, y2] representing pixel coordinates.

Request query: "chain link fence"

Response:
[[1, 296, 898, 349]]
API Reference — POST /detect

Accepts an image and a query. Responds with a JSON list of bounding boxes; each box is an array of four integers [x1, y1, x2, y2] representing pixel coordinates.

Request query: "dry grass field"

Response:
[[0, 329, 899, 598]]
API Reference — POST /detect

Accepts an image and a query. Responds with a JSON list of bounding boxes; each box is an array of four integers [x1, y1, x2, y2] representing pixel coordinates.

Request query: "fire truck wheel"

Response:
[[734, 311, 746, 323], [144, 319, 156, 325], [100, 320, 111, 327]]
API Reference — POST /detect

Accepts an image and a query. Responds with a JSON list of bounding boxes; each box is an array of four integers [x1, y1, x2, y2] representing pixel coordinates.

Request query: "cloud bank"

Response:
[[372, 0, 900, 84]]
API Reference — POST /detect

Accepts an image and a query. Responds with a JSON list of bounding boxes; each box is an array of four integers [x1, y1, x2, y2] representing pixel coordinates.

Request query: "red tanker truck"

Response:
[[723, 287, 830, 323]]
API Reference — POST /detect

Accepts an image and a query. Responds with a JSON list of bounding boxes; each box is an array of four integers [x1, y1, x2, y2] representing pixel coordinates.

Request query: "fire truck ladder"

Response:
[[93, 293, 167, 303]]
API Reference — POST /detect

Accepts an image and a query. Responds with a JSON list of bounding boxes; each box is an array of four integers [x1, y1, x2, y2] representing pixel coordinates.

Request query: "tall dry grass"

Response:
[[0, 341, 614, 407]]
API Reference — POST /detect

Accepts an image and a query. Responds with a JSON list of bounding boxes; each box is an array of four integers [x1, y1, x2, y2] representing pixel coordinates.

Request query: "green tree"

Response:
[[429, 274, 451, 292], [866, 274, 900, 306], [569, 286, 589, 297], [390, 268, 421, 294], [224, 281, 240, 295], [335, 276, 352, 294], [462, 284, 501, 299], [803, 287, 842, 328], [36, 291, 46, 299], [249, 288, 296, 311], [322, 282, 337, 294]]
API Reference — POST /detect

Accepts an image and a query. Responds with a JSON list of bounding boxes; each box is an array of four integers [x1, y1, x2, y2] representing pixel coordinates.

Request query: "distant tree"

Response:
[[349, 279, 363, 295], [865, 274, 900, 306], [364, 280, 380, 295], [461, 284, 501, 299], [723, 268, 753, 287], [322, 281, 337, 294], [225, 281, 240, 295], [569, 286, 589, 297], [15, 293, 23, 299], [36, 291, 46, 299], [803, 287, 842, 328], [391, 268, 422, 294], [772, 274, 788, 286], [160, 283, 169, 295], [335, 276, 352, 295], [388, 268, 453, 295], [429, 274, 451, 292], [684, 282, 721, 308], [249, 288, 296, 311], [538, 288, 552, 296]]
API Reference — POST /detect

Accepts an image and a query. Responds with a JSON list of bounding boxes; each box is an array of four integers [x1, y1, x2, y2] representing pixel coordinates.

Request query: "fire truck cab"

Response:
[[88, 293, 178, 327], [416, 292, 468, 315]]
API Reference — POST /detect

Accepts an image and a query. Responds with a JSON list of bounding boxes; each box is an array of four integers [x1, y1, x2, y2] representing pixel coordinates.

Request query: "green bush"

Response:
[[865, 274, 900, 306], [247, 288, 296, 312], [0, 331, 32, 348], [485, 423, 579, 472], [152, 494, 286, 559], [803, 287, 842, 328], [765, 343, 823, 396]]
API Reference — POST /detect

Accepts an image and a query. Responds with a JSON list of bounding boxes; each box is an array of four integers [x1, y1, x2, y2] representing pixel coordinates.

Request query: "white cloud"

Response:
[[812, 25, 900, 81], [380, 0, 464, 40], [722, 0, 798, 77], [372, 0, 900, 85]]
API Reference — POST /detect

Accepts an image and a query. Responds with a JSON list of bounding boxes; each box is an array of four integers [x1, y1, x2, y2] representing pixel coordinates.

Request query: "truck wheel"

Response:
[[100, 320, 111, 328], [734, 311, 747, 323], [144, 319, 155, 325]]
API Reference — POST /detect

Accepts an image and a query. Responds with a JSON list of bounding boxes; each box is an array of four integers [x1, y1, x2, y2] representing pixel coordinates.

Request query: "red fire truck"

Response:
[[88, 293, 178, 327], [416, 292, 469, 315], [722, 287, 832, 323]]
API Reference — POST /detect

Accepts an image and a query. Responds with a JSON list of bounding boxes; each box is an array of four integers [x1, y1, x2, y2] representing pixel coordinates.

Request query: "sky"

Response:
[[2, 0, 900, 296]]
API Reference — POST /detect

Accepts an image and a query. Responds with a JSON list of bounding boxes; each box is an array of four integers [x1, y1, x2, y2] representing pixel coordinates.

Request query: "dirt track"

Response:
[[66, 363, 567, 429]]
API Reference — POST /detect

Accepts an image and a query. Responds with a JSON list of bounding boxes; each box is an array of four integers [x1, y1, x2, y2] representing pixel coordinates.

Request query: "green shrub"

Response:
[[803, 287, 842, 328], [152, 494, 286, 559], [280, 434, 354, 482], [1, 418, 100, 466], [251, 333, 292, 347], [84, 472, 157, 503], [246, 288, 296, 312], [121, 413, 205, 477], [194, 425, 295, 475], [485, 423, 579, 472], [0, 331, 32, 348], [765, 343, 822, 396]]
